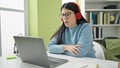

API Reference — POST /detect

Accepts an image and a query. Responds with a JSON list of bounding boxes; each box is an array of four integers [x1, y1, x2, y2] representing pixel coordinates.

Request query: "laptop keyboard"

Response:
[[49, 60, 59, 65], [48, 56, 68, 67], [48, 57, 59, 66]]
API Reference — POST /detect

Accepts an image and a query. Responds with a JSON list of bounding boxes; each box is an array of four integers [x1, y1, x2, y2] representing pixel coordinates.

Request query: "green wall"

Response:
[[28, 0, 61, 50], [28, 0, 38, 36]]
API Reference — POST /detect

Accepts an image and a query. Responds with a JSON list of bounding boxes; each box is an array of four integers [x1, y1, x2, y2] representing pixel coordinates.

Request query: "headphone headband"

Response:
[[72, 2, 81, 20], [72, 2, 80, 13]]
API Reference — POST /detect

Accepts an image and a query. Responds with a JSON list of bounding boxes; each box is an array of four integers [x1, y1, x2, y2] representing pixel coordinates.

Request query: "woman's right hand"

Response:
[[63, 45, 81, 56]]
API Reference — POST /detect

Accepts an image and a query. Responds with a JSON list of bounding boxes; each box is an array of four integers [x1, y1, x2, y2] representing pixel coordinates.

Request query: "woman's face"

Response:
[[60, 8, 77, 28]]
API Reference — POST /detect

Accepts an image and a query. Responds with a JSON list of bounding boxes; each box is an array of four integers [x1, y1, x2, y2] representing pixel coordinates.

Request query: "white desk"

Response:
[[0, 53, 120, 68]]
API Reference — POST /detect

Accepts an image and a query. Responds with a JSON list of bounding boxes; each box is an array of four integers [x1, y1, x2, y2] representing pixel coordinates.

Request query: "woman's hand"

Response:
[[64, 45, 81, 56]]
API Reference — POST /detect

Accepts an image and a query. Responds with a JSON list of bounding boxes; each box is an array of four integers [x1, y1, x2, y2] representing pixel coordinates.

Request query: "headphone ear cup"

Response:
[[75, 12, 81, 20]]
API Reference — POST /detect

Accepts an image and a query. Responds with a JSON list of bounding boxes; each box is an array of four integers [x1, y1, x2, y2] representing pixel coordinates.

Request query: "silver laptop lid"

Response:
[[13, 36, 50, 68]]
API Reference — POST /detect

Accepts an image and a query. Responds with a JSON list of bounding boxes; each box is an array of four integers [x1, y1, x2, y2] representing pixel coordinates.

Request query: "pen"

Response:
[[81, 65, 88, 68]]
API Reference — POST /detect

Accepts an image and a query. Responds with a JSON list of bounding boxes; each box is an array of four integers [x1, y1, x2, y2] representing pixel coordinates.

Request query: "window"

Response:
[[0, 0, 24, 10], [0, 0, 27, 56]]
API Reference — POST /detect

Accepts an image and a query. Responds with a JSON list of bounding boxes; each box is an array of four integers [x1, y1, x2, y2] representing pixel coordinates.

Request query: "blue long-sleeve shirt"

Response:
[[48, 23, 96, 58]]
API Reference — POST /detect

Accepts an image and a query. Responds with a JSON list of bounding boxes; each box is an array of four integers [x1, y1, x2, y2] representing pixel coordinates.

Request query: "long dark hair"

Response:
[[51, 2, 88, 44]]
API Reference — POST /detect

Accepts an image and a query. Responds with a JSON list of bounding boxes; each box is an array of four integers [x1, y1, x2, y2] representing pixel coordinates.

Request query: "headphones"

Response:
[[61, 2, 82, 22], [73, 2, 82, 20]]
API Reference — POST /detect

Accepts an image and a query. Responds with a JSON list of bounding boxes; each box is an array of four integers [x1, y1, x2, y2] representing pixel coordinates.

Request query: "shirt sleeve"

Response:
[[48, 36, 65, 54], [76, 24, 93, 57]]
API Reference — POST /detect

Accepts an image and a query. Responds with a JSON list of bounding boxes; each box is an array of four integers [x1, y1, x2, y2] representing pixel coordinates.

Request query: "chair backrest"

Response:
[[101, 37, 119, 48], [93, 41, 105, 59]]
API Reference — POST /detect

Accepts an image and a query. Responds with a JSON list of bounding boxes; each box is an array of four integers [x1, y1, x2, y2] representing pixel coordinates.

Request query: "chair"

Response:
[[101, 37, 120, 61], [93, 41, 105, 59]]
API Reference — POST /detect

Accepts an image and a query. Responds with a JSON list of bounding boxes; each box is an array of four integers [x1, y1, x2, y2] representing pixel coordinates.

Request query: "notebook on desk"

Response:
[[13, 36, 68, 68]]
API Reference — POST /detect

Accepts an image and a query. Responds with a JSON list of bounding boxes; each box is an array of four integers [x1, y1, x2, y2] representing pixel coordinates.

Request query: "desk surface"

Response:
[[0, 53, 120, 68]]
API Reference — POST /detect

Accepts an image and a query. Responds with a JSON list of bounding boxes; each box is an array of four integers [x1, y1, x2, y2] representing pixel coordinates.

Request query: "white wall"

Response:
[[62, 0, 76, 4], [79, 0, 85, 18]]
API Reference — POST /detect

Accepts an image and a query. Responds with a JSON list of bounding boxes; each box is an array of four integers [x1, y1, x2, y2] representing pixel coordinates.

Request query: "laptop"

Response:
[[13, 36, 68, 68]]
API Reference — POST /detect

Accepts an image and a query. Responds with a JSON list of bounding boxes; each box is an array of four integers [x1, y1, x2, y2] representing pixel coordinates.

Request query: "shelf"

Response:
[[93, 38, 103, 41], [85, 0, 120, 3], [92, 24, 120, 27], [85, 0, 120, 41], [85, 9, 120, 12]]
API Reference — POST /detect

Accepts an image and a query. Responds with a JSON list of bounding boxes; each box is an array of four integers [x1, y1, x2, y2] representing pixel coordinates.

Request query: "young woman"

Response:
[[48, 2, 96, 58]]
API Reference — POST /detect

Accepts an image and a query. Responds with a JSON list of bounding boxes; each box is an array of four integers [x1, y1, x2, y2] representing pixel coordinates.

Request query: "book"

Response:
[[72, 63, 99, 68], [85, 12, 90, 22], [114, 13, 120, 24], [99, 12, 103, 25], [93, 27, 96, 39], [96, 27, 99, 38], [98, 27, 102, 39], [103, 12, 108, 25], [107, 13, 110, 25], [90, 12, 93, 24]]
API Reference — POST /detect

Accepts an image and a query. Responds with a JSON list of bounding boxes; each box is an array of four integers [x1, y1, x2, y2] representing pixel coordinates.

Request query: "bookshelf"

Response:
[[85, 0, 120, 43]]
